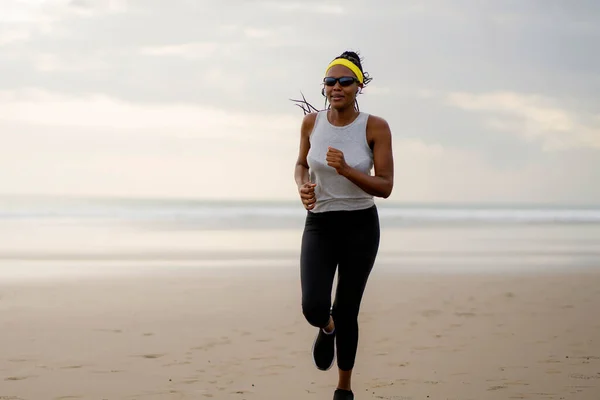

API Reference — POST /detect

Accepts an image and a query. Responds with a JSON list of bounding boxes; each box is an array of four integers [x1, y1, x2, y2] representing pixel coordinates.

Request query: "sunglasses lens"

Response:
[[323, 77, 356, 87], [339, 77, 355, 86]]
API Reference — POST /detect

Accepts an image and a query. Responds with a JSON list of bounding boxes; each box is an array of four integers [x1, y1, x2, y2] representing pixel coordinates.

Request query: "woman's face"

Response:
[[323, 64, 362, 110]]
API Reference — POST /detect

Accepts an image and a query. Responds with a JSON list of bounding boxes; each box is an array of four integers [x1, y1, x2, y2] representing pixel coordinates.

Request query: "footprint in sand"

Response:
[[503, 380, 530, 386], [232, 390, 252, 395], [134, 353, 166, 359], [539, 358, 561, 364], [179, 378, 199, 385], [259, 364, 295, 374], [192, 338, 232, 351], [421, 309, 442, 317], [251, 356, 276, 361], [370, 380, 395, 388], [4, 376, 33, 381], [388, 362, 409, 367], [412, 345, 439, 351], [94, 328, 122, 333], [574, 355, 600, 360], [163, 361, 192, 367], [91, 369, 121, 374], [569, 373, 600, 380], [454, 312, 477, 317], [60, 365, 84, 370]]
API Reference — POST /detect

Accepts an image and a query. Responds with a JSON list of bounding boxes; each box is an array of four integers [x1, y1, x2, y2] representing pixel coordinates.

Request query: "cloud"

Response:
[[31, 51, 112, 72], [392, 138, 600, 205], [0, 88, 302, 200], [0, 0, 128, 24], [139, 42, 220, 59], [243, 27, 272, 39], [259, 1, 346, 15], [0, 28, 30, 46], [362, 85, 391, 96], [1, 1, 600, 203], [445, 91, 600, 151], [1, 88, 599, 204], [0, 0, 129, 50], [0, 88, 298, 140]]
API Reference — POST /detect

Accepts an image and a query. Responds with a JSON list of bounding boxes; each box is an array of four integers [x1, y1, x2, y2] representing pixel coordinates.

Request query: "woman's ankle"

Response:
[[323, 316, 335, 334], [337, 368, 352, 391]]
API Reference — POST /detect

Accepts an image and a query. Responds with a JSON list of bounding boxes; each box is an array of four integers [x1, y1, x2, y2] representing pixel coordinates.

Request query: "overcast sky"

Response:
[[1, 0, 599, 205]]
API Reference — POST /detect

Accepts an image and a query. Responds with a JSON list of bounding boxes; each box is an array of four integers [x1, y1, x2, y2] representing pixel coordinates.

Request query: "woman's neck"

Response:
[[327, 107, 359, 127]]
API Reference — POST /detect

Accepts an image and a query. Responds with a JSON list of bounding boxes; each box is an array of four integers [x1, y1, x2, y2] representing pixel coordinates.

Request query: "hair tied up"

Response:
[[289, 50, 373, 115]]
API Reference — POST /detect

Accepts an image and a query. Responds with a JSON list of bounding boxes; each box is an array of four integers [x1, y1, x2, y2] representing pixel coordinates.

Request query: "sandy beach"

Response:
[[1, 265, 599, 400]]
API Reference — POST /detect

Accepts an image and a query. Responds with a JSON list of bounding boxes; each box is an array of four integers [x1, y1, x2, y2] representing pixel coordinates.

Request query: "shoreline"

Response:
[[1, 256, 599, 285]]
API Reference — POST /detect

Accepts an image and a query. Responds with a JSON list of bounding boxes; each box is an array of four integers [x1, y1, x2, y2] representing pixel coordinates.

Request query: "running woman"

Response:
[[294, 50, 395, 400]]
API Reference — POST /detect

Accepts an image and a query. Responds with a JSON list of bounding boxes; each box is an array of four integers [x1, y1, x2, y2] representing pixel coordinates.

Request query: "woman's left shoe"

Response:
[[311, 327, 336, 370]]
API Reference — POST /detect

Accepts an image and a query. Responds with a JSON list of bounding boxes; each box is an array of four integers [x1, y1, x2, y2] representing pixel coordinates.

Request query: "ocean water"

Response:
[[1, 195, 600, 280]]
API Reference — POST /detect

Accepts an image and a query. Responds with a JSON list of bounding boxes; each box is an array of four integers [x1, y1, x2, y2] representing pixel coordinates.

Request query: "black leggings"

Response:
[[300, 204, 380, 371]]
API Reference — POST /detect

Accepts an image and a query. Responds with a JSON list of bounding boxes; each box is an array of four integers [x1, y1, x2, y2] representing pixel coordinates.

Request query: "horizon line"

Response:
[[1, 193, 599, 209]]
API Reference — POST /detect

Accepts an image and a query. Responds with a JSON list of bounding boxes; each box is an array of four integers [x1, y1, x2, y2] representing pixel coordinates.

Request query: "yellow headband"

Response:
[[325, 58, 364, 84]]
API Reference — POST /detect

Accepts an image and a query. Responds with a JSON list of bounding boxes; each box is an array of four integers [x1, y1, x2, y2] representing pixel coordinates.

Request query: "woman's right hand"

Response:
[[298, 182, 317, 211]]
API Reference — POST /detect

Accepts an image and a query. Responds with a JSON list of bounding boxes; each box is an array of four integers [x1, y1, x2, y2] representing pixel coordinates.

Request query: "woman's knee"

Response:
[[302, 299, 330, 328], [331, 304, 360, 324]]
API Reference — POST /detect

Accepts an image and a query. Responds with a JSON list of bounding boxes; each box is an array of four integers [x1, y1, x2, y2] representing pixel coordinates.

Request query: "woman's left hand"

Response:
[[326, 147, 350, 176]]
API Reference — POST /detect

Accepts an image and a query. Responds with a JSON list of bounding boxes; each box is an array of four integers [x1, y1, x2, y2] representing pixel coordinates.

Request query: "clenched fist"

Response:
[[298, 182, 317, 211], [326, 147, 350, 176]]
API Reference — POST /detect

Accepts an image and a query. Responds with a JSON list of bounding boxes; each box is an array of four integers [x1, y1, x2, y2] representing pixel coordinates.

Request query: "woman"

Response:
[[293, 51, 394, 400]]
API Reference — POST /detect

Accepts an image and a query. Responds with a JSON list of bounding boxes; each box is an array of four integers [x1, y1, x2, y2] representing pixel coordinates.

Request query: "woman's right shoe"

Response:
[[311, 327, 335, 370], [333, 388, 354, 399]]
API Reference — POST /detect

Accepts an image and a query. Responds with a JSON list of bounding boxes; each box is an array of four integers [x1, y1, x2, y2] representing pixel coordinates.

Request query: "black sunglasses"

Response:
[[323, 76, 359, 87]]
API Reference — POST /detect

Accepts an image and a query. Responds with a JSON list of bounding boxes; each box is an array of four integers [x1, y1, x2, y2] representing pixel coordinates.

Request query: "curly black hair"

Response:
[[336, 50, 373, 86], [290, 50, 373, 115]]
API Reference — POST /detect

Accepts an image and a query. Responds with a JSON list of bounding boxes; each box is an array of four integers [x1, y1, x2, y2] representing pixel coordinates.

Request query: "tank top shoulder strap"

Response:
[[309, 110, 327, 139]]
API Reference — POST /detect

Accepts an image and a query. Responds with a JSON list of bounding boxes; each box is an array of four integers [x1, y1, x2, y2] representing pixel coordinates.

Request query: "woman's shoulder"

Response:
[[365, 113, 391, 141], [302, 111, 319, 124], [365, 113, 390, 130], [300, 111, 321, 137]]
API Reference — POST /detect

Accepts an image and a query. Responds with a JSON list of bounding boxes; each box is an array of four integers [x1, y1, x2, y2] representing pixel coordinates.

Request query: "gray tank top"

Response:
[[307, 110, 375, 213]]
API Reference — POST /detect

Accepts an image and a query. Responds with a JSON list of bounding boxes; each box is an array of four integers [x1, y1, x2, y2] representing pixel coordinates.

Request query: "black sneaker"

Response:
[[333, 388, 354, 399], [311, 326, 335, 370]]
